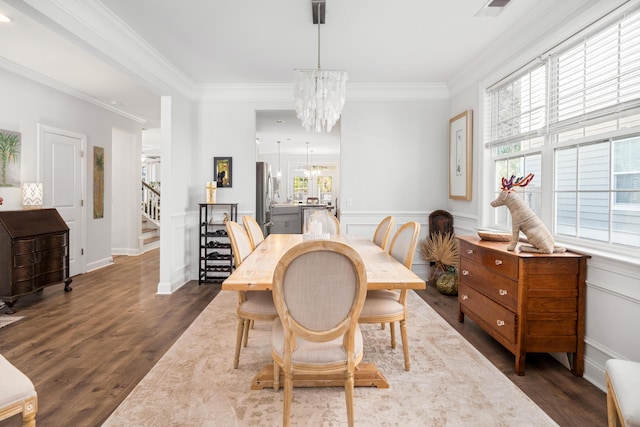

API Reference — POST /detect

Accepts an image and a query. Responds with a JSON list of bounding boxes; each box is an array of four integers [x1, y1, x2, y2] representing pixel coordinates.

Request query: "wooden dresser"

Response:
[[0, 209, 72, 314], [457, 235, 588, 376]]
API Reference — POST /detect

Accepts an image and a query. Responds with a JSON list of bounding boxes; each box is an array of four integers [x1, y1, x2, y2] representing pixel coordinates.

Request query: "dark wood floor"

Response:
[[0, 249, 605, 426]]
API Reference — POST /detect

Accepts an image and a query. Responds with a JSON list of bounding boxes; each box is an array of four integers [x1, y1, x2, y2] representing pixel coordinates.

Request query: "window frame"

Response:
[[481, 6, 640, 258]]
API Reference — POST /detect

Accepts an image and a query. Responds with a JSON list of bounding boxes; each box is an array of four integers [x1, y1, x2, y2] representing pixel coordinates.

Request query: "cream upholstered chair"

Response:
[[271, 240, 367, 427], [358, 221, 420, 371], [372, 216, 395, 251], [0, 354, 37, 427], [606, 359, 640, 427], [226, 221, 278, 369], [327, 213, 341, 235], [242, 215, 265, 250]]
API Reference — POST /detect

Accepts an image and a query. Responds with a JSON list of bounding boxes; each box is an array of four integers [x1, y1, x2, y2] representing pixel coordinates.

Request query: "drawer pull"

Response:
[[462, 270, 469, 276], [496, 320, 505, 327], [461, 294, 469, 300], [499, 289, 508, 296], [466, 249, 474, 255], [494, 259, 503, 266]]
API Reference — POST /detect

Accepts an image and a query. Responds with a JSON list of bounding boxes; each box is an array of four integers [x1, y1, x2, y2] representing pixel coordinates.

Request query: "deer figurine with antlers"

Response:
[[490, 173, 565, 254]]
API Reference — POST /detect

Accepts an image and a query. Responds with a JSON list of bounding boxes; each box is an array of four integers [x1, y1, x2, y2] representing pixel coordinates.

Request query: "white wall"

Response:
[[193, 92, 449, 282], [0, 67, 143, 272], [112, 127, 141, 255], [446, 2, 640, 391]]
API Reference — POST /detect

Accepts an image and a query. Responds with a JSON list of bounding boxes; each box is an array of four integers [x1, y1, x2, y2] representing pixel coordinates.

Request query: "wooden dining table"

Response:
[[222, 233, 426, 390]]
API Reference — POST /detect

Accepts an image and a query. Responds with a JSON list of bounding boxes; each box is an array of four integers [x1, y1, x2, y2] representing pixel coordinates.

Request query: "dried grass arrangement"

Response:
[[420, 232, 459, 281]]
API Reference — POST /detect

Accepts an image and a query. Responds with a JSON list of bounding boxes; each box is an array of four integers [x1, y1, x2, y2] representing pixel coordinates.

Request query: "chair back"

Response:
[[242, 215, 265, 249], [226, 221, 253, 267], [327, 213, 341, 235], [373, 216, 395, 251], [388, 222, 421, 269], [272, 240, 367, 343]]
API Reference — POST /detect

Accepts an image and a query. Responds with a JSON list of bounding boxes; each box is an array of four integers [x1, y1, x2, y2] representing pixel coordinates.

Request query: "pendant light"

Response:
[[276, 141, 282, 178]]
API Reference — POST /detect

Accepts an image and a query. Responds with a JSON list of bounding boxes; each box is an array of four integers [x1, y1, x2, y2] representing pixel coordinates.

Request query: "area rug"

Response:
[[103, 291, 557, 427], [0, 315, 24, 329]]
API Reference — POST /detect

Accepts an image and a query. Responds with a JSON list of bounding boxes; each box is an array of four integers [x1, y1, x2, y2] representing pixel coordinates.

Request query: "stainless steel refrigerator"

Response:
[[256, 161, 273, 236]]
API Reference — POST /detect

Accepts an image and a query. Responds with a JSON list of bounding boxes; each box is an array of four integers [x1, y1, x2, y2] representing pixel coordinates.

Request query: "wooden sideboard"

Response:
[[457, 236, 588, 376], [0, 209, 72, 314]]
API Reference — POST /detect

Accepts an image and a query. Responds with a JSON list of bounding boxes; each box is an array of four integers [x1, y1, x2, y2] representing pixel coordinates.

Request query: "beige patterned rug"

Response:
[[103, 291, 557, 427], [0, 315, 23, 329]]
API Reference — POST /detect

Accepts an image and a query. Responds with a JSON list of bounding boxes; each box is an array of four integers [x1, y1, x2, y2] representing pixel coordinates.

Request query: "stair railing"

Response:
[[141, 181, 160, 227]]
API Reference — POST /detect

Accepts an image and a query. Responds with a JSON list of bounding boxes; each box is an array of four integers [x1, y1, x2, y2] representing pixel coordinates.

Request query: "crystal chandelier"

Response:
[[293, 1, 347, 133]]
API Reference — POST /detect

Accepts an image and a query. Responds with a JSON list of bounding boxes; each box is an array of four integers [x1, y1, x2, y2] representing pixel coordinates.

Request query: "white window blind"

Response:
[[549, 10, 640, 133], [488, 64, 547, 149], [485, 6, 640, 252]]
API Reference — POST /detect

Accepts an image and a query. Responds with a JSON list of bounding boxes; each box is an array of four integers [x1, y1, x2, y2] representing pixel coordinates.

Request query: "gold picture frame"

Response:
[[449, 110, 473, 200]]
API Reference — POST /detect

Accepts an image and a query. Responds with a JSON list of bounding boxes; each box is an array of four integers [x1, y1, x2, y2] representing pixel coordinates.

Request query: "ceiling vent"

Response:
[[475, 0, 512, 17]]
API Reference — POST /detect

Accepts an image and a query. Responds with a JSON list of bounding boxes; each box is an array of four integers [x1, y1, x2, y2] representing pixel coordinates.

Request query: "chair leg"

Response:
[[380, 322, 385, 330], [345, 370, 355, 427], [273, 362, 280, 392], [606, 373, 618, 427], [389, 321, 396, 349], [283, 371, 293, 427], [21, 395, 37, 427], [400, 319, 410, 371], [234, 318, 245, 369], [242, 318, 251, 347]]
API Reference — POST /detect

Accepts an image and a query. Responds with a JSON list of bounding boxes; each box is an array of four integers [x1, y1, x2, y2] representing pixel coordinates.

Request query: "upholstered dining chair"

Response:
[[0, 354, 37, 427], [327, 212, 341, 235], [271, 240, 367, 427], [226, 220, 277, 369], [358, 221, 420, 371], [242, 215, 265, 250], [372, 216, 395, 251]]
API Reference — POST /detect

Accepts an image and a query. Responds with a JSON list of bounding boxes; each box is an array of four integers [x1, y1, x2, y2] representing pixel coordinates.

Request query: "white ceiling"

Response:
[[0, 0, 600, 149]]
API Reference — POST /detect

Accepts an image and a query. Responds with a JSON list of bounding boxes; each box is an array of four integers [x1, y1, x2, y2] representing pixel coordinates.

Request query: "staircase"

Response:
[[141, 216, 160, 252], [141, 181, 160, 253]]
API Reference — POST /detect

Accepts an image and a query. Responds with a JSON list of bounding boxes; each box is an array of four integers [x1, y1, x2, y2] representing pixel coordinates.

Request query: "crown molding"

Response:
[[0, 57, 147, 124], [21, 0, 197, 99], [197, 82, 449, 103], [448, 0, 630, 97]]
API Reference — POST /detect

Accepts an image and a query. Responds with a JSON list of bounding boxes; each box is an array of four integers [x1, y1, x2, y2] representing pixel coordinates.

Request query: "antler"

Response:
[[501, 173, 534, 191]]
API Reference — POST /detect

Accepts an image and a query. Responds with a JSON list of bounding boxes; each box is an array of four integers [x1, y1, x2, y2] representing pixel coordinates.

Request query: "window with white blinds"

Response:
[[485, 7, 640, 252]]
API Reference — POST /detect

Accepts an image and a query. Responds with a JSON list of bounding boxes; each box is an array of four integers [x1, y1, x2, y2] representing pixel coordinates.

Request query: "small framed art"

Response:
[[449, 110, 473, 200], [214, 157, 232, 187]]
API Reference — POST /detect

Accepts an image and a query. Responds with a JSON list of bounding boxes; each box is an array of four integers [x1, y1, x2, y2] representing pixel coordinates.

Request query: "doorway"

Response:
[[39, 124, 87, 276]]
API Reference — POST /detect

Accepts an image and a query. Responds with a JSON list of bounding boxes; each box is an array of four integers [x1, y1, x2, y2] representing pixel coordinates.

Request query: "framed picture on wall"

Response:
[[449, 110, 473, 200], [214, 157, 232, 187]]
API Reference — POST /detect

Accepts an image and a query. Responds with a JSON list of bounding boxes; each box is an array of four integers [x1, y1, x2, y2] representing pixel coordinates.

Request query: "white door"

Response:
[[40, 125, 86, 276]]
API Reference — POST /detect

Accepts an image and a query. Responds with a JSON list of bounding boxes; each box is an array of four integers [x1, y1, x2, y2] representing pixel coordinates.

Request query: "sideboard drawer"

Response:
[[482, 250, 518, 279], [459, 283, 516, 346], [460, 239, 518, 279], [459, 258, 518, 311]]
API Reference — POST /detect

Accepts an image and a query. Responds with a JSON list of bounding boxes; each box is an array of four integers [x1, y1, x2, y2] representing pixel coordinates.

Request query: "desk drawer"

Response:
[[13, 239, 36, 255], [459, 258, 518, 311], [459, 282, 516, 346], [37, 233, 67, 250]]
